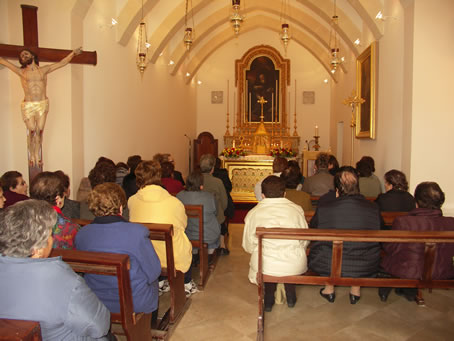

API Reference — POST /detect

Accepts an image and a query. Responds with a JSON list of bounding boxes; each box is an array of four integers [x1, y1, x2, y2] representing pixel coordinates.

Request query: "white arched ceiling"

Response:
[[115, 0, 383, 81], [183, 15, 342, 84], [169, 2, 354, 77]]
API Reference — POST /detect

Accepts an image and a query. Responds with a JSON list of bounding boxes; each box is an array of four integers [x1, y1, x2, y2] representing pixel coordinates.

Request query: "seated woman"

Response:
[[128, 160, 195, 296], [280, 165, 313, 212], [30, 171, 80, 249], [309, 166, 381, 304], [75, 183, 161, 320], [176, 172, 221, 261], [242, 176, 309, 311], [0, 170, 29, 208], [379, 182, 454, 302], [375, 169, 416, 212], [356, 158, 382, 198], [0, 200, 110, 340], [54, 170, 81, 219], [161, 161, 184, 195]]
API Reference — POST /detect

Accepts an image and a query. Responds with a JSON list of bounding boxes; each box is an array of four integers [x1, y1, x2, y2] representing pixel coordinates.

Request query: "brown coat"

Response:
[[381, 208, 454, 279]]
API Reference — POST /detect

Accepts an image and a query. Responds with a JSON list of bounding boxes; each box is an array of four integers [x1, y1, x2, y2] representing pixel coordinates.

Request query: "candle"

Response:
[[315, 125, 319, 136], [271, 93, 274, 123], [233, 91, 236, 131], [233, 140, 235, 148], [227, 80, 229, 112], [249, 92, 252, 122]]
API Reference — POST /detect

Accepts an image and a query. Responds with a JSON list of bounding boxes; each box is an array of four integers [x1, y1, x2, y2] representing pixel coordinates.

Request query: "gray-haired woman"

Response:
[[0, 200, 111, 341]]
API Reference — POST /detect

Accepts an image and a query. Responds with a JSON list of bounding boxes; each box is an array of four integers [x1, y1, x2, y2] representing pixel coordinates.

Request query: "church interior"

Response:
[[1, 0, 454, 339]]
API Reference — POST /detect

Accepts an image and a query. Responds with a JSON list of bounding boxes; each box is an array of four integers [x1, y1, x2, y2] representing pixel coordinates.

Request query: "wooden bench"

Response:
[[139, 223, 188, 328], [0, 319, 41, 341], [73, 219, 188, 329], [184, 204, 217, 289], [255, 227, 454, 341], [50, 248, 151, 341]]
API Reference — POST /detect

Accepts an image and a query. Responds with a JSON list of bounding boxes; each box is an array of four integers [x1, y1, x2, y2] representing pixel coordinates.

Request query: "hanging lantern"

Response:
[[136, 21, 149, 73], [230, 0, 244, 36]]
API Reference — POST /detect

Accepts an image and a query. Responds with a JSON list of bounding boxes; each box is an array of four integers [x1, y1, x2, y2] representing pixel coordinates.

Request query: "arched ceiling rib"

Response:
[[115, 0, 383, 81], [183, 15, 341, 85], [170, 4, 352, 77]]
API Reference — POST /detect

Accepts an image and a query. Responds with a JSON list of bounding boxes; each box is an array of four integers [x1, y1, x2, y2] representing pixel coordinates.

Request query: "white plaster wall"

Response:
[[410, 0, 454, 215], [82, 0, 196, 179], [195, 28, 331, 152]]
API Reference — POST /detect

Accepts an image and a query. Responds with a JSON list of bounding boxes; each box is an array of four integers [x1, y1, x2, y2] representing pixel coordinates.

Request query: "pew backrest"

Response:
[[0, 319, 42, 341]]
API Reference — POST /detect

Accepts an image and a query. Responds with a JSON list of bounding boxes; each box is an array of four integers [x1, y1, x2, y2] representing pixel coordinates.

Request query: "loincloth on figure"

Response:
[[21, 99, 49, 124]]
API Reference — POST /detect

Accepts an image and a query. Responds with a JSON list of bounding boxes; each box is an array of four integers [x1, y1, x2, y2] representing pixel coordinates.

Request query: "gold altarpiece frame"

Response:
[[224, 45, 300, 153]]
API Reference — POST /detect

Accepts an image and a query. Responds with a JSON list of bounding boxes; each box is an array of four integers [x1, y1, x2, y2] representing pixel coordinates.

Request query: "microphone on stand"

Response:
[[184, 134, 192, 172]]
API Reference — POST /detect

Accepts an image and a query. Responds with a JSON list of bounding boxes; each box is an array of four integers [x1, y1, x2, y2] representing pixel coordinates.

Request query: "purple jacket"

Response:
[[381, 208, 454, 279]]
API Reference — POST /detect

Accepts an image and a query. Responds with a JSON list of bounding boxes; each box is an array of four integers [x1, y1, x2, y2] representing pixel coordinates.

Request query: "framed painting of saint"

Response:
[[246, 56, 280, 123], [356, 41, 377, 139]]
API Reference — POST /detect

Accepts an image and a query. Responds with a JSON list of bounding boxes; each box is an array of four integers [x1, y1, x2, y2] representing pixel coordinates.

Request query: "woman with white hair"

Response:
[[0, 200, 110, 340]]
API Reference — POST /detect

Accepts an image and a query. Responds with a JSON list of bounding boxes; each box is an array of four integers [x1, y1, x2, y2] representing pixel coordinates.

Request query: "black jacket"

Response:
[[308, 194, 381, 277], [375, 189, 416, 212]]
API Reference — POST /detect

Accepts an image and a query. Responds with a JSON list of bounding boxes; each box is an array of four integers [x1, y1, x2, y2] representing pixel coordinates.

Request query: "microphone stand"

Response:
[[184, 134, 192, 172]]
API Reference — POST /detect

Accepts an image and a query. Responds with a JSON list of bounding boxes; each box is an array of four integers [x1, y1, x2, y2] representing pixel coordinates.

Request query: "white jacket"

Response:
[[242, 197, 309, 284]]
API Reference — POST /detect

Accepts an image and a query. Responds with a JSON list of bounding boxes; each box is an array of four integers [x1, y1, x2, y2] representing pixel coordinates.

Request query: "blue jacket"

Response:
[[0, 256, 110, 340], [75, 216, 161, 313]]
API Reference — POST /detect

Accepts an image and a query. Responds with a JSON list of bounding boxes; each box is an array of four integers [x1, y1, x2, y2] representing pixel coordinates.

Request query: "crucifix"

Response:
[[343, 90, 365, 165], [0, 5, 97, 180]]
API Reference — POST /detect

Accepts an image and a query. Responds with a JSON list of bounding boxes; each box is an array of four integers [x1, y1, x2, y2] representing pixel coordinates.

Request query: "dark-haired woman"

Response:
[[30, 171, 80, 249], [375, 169, 415, 212], [379, 182, 454, 302]]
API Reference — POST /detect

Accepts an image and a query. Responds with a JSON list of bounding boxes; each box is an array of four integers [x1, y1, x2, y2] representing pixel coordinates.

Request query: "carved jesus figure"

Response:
[[0, 47, 82, 166]]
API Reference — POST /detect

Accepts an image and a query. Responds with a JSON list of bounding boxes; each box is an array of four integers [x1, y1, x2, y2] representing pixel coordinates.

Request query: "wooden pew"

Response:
[[73, 219, 188, 328], [50, 249, 151, 341], [255, 227, 454, 341], [184, 204, 216, 289], [139, 223, 188, 327], [0, 319, 41, 341], [303, 210, 408, 227]]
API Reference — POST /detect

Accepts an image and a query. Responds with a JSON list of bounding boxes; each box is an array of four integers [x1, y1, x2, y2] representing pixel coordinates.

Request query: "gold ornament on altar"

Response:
[[252, 96, 271, 154]]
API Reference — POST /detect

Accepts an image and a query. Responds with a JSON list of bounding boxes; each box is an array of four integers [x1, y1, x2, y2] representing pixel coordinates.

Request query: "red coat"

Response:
[[161, 177, 184, 195], [381, 208, 454, 279]]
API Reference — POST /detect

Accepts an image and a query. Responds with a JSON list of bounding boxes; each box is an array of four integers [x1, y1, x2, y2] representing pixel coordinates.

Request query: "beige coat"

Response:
[[242, 197, 309, 284], [128, 185, 192, 272]]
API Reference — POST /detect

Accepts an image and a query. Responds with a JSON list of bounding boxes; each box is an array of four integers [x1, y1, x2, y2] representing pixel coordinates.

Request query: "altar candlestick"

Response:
[[233, 91, 236, 132], [249, 92, 252, 122], [271, 93, 274, 123]]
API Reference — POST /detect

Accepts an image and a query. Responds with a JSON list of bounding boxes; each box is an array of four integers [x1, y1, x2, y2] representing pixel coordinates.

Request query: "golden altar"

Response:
[[222, 155, 298, 203]]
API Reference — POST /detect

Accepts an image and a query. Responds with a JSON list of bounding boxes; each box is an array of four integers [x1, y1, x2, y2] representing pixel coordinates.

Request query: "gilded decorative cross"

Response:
[[343, 90, 365, 127], [257, 96, 268, 122]]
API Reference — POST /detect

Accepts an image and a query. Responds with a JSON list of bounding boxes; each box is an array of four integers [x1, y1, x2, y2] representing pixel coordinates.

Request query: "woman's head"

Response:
[[0, 200, 56, 258], [414, 182, 445, 209], [0, 170, 28, 195], [88, 183, 126, 217], [280, 166, 301, 189], [30, 171, 65, 207], [186, 172, 203, 191], [356, 159, 373, 177], [161, 161, 175, 178], [384, 169, 409, 191], [135, 160, 162, 188], [88, 162, 116, 188]]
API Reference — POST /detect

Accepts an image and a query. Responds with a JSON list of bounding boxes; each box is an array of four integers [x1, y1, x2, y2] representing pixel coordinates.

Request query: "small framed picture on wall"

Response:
[[211, 91, 223, 104], [303, 91, 315, 104]]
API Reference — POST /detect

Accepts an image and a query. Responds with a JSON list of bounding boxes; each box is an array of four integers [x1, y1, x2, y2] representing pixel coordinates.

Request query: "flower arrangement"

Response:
[[270, 147, 295, 158], [222, 147, 246, 158]]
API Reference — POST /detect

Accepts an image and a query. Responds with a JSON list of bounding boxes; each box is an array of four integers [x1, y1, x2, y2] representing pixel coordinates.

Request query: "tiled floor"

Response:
[[170, 224, 454, 340]]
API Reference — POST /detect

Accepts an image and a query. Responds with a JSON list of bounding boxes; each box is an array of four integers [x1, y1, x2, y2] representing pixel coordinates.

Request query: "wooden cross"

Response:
[[0, 5, 97, 65], [0, 5, 97, 180]]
